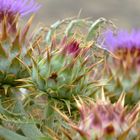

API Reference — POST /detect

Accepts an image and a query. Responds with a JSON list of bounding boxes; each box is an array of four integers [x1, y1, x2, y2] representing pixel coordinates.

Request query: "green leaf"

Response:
[[8, 57, 21, 75], [65, 19, 85, 36], [0, 43, 7, 58], [21, 124, 44, 140], [45, 20, 61, 44], [12, 92, 45, 140], [44, 102, 55, 128], [86, 18, 106, 41], [45, 30, 53, 45], [61, 100, 71, 115], [10, 32, 21, 57], [0, 126, 29, 140]]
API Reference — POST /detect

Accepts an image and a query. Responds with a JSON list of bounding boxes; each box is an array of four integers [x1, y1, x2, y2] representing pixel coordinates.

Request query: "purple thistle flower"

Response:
[[100, 29, 140, 51], [0, 0, 40, 17], [0, 0, 40, 32], [99, 29, 140, 70]]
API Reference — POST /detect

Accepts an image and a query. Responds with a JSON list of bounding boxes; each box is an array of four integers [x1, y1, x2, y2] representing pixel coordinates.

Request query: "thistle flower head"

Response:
[[0, 0, 40, 17], [0, 0, 40, 31], [100, 29, 140, 70], [71, 93, 140, 140]]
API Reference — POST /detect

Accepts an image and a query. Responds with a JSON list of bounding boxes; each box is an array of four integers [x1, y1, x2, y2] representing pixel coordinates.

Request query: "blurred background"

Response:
[[26, 0, 140, 29]]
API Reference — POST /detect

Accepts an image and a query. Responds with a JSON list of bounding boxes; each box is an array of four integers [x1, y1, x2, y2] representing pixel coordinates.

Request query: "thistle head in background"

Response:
[[97, 29, 140, 103], [67, 91, 140, 140], [0, 0, 40, 32], [100, 29, 140, 71]]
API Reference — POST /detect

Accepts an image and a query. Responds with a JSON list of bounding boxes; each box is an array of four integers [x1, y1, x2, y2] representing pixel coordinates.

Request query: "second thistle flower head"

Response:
[[100, 29, 140, 70], [0, 0, 40, 17], [71, 92, 140, 140], [0, 0, 40, 30]]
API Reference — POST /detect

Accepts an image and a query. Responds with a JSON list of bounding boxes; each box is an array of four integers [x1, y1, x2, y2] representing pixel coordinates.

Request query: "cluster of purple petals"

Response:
[[66, 40, 80, 54], [0, 0, 40, 16], [100, 29, 140, 52], [64, 40, 80, 56]]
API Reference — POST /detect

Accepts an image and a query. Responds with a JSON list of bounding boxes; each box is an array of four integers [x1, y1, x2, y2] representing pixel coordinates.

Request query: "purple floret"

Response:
[[100, 29, 140, 52], [0, 0, 41, 17], [98, 29, 140, 70], [65, 40, 80, 55]]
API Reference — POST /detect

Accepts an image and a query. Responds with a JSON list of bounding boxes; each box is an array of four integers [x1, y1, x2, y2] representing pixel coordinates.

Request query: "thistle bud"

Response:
[[70, 93, 140, 140]]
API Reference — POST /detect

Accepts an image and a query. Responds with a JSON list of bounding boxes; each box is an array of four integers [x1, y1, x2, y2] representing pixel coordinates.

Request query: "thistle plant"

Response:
[[17, 16, 108, 135], [25, 37, 97, 128], [0, 1, 37, 121], [0, 0, 41, 95], [61, 90, 140, 140], [98, 29, 140, 103], [28, 16, 108, 103], [0, 1, 47, 140], [1, 0, 139, 140]]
